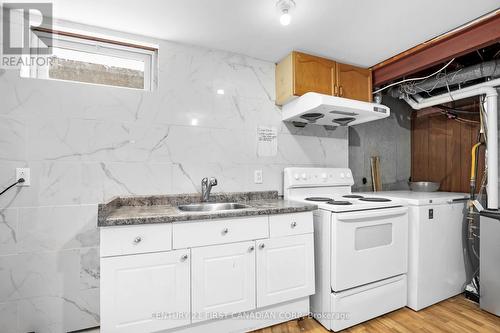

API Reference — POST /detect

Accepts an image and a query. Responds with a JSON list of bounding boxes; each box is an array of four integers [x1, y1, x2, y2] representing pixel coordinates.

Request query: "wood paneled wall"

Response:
[[411, 107, 484, 193]]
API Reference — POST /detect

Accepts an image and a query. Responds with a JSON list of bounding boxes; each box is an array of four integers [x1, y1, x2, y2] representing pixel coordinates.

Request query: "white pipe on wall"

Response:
[[486, 94, 498, 209], [402, 78, 500, 209], [403, 78, 500, 110]]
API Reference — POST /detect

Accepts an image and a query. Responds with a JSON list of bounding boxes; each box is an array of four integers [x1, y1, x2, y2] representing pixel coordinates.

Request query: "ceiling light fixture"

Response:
[[276, 0, 295, 26]]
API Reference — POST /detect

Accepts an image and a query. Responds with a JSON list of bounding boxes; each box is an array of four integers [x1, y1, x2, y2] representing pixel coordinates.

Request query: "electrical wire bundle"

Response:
[[373, 58, 456, 95]]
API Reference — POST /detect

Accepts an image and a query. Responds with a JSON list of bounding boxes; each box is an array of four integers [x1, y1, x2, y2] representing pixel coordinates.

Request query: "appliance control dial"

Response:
[[321, 173, 327, 179], [346, 171, 352, 178], [340, 172, 345, 178], [294, 173, 300, 180], [301, 173, 307, 180]]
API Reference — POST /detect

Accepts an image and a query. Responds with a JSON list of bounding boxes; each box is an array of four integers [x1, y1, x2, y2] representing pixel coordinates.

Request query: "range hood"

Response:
[[282, 92, 390, 127]]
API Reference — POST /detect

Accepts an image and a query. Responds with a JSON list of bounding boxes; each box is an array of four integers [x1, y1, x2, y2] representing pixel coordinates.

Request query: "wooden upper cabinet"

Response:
[[336, 63, 372, 102], [276, 51, 336, 106], [293, 52, 336, 98], [275, 51, 372, 105]]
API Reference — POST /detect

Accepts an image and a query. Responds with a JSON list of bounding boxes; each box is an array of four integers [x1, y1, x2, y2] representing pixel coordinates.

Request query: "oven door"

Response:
[[331, 206, 408, 291]]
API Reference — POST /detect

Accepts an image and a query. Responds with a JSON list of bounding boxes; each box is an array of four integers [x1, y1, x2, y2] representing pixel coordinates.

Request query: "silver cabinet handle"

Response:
[[291, 221, 297, 228], [248, 246, 255, 252], [221, 228, 229, 235], [259, 243, 265, 249], [180, 254, 189, 262], [133, 236, 142, 244]]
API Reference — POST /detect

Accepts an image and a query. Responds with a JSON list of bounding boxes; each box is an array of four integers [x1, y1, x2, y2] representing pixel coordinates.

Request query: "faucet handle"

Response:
[[201, 177, 208, 185], [209, 177, 218, 186]]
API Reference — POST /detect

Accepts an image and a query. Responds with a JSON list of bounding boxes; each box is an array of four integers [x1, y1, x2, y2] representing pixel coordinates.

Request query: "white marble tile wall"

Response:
[[0, 35, 348, 331]]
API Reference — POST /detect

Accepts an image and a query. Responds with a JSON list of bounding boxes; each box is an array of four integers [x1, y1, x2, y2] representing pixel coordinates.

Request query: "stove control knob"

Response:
[[321, 173, 327, 180], [294, 173, 300, 180], [346, 171, 352, 178], [301, 173, 307, 180], [340, 172, 345, 178]]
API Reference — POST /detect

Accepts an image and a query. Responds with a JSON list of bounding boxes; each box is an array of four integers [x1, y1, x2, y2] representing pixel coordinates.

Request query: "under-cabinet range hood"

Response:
[[282, 92, 390, 127]]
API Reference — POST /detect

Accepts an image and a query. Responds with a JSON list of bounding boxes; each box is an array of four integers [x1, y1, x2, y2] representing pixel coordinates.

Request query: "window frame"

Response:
[[26, 29, 158, 91]]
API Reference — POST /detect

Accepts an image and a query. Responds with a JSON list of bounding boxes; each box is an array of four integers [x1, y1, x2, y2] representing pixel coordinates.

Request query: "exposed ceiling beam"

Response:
[[371, 10, 500, 87]]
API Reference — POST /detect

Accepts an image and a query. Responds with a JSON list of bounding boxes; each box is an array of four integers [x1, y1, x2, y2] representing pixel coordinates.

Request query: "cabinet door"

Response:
[[293, 51, 336, 97], [256, 234, 315, 307], [100, 250, 191, 333], [336, 63, 372, 102], [191, 241, 256, 322]]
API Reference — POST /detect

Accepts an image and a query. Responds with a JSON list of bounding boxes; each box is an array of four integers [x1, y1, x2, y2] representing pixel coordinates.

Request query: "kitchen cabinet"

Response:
[[256, 234, 315, 307], [275, 51, 372, 105], [100, 211, 314, 333], [336, 63, 372, 102], [100, 249, 191, 333], [191, 241, 256, 322]]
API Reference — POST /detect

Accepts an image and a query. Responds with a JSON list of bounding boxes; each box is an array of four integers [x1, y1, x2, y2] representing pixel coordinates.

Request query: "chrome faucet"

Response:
[[201, 177, 218, 202]]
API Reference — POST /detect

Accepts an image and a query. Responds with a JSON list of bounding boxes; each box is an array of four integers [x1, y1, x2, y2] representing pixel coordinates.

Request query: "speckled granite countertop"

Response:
[[98, 191, 317, 227]]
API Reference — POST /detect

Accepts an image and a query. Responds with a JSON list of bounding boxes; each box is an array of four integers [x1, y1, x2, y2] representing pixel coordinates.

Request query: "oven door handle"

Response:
[[337, 206, 408, 222]]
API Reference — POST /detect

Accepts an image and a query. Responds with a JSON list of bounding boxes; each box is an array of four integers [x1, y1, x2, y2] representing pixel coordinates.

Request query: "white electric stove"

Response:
[[284, 167, 409, 331]]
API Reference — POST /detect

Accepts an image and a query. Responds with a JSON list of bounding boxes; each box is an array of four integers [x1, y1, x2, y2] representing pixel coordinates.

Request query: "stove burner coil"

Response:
[[343, 195, 364, 199], [359, 197, 392, 202], [327, 200, 353, 205], [305, 197, 333, 202]]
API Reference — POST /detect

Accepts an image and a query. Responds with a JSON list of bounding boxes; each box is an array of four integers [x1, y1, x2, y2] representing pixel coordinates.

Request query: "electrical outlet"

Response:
[[16, 168, 30, 186], [254, 169, 263, 184]]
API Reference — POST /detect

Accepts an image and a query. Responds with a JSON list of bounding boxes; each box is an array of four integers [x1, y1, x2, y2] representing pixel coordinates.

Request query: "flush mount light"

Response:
[[276, 0, 296, 26]]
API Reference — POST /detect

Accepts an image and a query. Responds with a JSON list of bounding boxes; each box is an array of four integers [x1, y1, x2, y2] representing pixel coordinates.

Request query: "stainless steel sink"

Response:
[[177, 202, 250, 212]]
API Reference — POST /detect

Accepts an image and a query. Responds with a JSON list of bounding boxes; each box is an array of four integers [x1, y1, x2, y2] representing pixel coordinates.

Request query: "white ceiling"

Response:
[[46, 0, 500, 66]]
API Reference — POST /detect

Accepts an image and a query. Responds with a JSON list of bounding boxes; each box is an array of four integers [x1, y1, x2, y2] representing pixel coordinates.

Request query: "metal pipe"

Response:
[[402, 78, 500, 209], [470, 142, 482, 199]]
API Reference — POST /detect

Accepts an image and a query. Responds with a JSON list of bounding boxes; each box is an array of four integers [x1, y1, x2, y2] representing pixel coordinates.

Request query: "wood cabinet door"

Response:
[[191, 241, 256, 322], [293, 51, 336, 97], [100, 250, 191, 333], [256, 234, 315, 308], [336, 63, 372, 102]]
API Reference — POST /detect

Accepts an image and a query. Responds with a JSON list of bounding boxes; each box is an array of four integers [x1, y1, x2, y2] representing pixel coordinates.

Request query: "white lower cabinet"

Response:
[[100, 212, 315, 333], [256, 233, 315, 307], [191, 241, 256, 322], [100, 249, 191, 333]]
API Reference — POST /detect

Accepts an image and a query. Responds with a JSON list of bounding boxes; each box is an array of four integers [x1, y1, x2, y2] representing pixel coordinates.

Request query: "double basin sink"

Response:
[[177, 202, 250, 212]]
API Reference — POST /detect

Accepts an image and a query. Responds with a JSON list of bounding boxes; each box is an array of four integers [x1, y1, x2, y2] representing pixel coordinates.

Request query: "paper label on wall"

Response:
[[257, 126, 278, 157]]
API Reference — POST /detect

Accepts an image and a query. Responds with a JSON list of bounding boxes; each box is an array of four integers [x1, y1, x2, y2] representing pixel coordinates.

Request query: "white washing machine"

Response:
[[361, 191, 468, 311]]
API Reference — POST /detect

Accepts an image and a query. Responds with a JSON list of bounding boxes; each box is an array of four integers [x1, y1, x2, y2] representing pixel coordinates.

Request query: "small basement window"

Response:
[[22, 28, 158, 90]]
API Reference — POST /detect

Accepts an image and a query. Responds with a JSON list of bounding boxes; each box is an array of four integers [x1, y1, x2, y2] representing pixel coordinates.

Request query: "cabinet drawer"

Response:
[[100, 224, 172, 257], [269, 212, 313, 237], [173, 216, 268, 249]]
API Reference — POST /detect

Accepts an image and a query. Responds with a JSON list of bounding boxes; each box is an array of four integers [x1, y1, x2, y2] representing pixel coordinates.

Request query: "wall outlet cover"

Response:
[[16, 168, 30, 186], [254, 169, 263, 184]]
